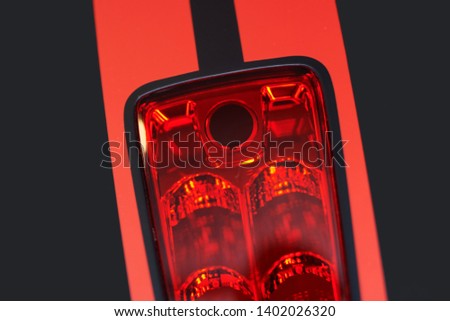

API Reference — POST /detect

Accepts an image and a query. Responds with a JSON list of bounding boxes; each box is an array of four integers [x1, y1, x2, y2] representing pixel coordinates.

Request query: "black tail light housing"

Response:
[[128, 61, 356, 301]]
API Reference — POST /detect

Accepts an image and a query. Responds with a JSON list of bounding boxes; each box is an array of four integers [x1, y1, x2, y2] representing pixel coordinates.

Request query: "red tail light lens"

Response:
[[136, 66, 349, 300]]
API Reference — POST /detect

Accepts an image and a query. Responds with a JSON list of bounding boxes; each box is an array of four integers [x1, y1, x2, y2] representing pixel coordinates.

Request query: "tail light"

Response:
[[135, 65, 349, 300]]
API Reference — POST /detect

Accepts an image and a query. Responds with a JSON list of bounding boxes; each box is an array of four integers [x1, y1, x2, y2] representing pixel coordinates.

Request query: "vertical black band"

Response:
[[190, 0, 244, 72]]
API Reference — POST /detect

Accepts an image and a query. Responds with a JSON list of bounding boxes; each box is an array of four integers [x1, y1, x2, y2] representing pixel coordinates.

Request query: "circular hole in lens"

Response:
[[208, 103, 254, 148]]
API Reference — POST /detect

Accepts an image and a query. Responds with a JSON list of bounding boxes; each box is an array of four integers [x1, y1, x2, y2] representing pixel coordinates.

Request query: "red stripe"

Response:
[[94, 0, 198, 300], [234, 0, 386, 300]]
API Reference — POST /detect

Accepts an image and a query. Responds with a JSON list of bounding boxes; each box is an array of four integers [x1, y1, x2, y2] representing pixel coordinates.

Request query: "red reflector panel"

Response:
[[136, 66, 349, 300]]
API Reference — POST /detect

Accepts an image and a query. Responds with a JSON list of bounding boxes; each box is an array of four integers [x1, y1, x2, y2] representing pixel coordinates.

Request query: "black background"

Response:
[[0, 1, 449, 300]]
